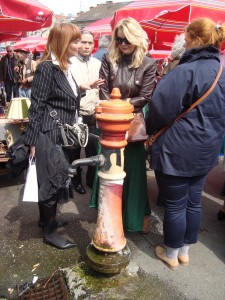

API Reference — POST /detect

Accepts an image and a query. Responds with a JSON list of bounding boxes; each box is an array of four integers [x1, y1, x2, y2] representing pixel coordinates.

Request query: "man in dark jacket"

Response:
[[0, 45, 19, 102]]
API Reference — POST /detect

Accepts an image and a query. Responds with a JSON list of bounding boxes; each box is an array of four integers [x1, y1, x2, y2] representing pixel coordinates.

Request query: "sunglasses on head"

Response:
[[116, 37, 131, 45]]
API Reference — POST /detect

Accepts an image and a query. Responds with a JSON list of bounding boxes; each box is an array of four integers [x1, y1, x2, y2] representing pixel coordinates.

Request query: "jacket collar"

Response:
[[51, 52, 73, 67], [77, 53, 91, 62], [51, 52, 79, 101], [179, 46, 220, 65]]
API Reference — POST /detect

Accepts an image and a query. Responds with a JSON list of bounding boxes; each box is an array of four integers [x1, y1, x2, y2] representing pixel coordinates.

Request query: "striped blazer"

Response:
[[25, 61, 81, 146]]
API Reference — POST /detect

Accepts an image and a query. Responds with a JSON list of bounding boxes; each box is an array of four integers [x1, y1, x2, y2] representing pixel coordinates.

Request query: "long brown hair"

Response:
[[39, 23, 81, 70]]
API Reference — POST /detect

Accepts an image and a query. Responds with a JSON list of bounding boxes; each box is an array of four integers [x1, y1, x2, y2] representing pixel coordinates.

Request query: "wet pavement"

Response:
[[0, 158, 225, 299]]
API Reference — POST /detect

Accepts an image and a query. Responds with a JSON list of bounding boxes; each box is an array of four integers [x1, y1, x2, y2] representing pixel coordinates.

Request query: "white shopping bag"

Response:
[[22, 156, 38, 202]]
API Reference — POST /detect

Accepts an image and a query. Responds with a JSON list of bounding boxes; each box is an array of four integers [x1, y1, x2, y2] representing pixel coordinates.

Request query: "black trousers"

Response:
[[5, 79, 19, 101], [69, 114, 98, 187]]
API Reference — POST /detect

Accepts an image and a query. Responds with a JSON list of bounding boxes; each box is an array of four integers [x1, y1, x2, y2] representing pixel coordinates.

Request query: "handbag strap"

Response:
[[150, 65, 223, 143], [47, 104, 80, 127], [47, 104, 63, 126]]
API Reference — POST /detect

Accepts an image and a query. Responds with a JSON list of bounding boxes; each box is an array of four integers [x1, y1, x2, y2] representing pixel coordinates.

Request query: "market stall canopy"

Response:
[[18, 38, 47, 52], [111, 0, 225, 50], [35, 39, 47, 52], [84, 17, 112, 53], [0, 0, 53, 32], [149, 49, 171, 59], [0, 31, 26, 42], [13, 35, 47, 52], [84, 17, 112, 38]]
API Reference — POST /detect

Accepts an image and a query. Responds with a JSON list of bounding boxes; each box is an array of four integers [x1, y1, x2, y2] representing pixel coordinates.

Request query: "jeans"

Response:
[[5, 80, 19, 101], [155, 170, 207, 248], [19, 87, 31, 99]]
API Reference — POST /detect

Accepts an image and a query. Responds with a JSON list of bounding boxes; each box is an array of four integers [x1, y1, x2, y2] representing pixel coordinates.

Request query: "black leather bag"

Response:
[[47, 106, 89, 150], [58, 122, 89, 149]]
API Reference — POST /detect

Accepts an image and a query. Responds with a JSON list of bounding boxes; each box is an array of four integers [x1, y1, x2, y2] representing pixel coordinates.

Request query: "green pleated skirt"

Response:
[[89, 142, 151, 232]]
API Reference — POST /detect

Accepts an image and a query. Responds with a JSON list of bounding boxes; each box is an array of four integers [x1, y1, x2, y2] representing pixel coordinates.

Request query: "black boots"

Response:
[[43, 220, 76, 249], [38, 203, 68, 228], [38, 202, 76, 249], [72, 167, 86, 194]]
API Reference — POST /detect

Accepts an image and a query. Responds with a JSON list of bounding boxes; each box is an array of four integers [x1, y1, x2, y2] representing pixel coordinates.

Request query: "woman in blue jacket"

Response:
[[146, 18, 225, 270]]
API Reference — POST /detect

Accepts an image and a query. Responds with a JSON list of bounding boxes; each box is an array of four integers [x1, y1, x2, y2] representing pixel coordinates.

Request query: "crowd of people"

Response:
[[1, 17, 225, 270], [0, 47, 37, 101]]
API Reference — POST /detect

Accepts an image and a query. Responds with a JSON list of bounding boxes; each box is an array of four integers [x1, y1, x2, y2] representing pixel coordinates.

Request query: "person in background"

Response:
[[93, 34, 112, 61], [24, 23, 82, 249], [15, 48, 37, 99], [91, 17, 156, 233], [70, 30, 104, 194], [0, 45, 19, 102], [146, 18, 225, 270], [163, 33, 185, 75], [33, 51, 41, 61]]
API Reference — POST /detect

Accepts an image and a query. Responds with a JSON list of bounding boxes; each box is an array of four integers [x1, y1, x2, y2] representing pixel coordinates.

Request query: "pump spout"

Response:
[[69, 154, 105, 176]]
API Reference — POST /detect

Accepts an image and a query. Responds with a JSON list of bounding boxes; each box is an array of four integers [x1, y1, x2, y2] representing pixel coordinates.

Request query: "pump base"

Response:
[[86, 244, 131, 274]]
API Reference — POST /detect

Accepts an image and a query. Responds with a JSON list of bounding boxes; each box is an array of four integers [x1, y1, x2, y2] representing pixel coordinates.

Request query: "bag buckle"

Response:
[[149, 136, 155, 143], [148, 136, 155, 146], [49, 110, 58, 118]]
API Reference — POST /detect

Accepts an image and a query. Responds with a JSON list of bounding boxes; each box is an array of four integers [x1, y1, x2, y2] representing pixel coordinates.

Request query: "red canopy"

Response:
[[35, 39, 47, 52], [84, 17, 112, 38], [84, 17, 112, 53], [0, 0, 53, 32], [111, 0, 225, 50], [21, 38, 47, 52], [149, 49, 171, 59], [0, 31, 26, 42], [13, 35, 47, 51]]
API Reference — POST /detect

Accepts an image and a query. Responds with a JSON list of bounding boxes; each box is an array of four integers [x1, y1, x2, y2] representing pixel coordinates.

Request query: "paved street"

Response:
[[0, 158, 225, 299]]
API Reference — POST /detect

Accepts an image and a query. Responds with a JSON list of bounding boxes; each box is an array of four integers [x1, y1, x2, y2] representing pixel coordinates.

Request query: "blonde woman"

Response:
[[96, 18, 156, 233], [146, 18, 225, 269]]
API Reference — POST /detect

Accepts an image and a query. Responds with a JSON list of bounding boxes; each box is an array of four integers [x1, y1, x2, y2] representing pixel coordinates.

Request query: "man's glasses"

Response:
[[116, 37, 131, 45], [7, 50, 13, 53]]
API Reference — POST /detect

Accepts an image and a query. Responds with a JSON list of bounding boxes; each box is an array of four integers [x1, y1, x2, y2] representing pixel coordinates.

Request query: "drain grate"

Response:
[[19, 275, 69, 300]]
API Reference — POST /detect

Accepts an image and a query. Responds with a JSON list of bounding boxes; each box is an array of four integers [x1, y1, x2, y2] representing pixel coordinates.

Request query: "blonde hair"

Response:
[[185, 18, 225, 49], [39, 23, 81, 70], [109, 18, 148, 68]]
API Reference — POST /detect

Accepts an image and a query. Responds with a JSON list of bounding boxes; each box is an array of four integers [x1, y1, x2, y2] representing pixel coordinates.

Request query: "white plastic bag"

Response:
[[22, 156, 38, 202]]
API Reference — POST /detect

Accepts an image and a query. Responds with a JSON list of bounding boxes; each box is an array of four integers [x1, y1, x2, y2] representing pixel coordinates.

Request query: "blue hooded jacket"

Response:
[[146, 46, 225, 176]]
